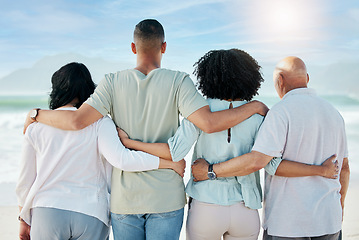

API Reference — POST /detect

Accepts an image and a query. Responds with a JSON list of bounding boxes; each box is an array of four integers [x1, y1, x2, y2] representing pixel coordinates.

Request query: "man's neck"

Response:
[[135, 52, 162, 75]]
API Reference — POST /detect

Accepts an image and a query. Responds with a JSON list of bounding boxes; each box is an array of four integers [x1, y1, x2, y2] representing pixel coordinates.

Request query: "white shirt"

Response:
[[252, 88, 348, 237], [16, 107, 159, 226]]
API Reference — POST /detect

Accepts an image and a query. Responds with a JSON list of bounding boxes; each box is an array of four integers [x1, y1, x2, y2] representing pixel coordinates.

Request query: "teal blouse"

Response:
[[168, 98, 281, 209]]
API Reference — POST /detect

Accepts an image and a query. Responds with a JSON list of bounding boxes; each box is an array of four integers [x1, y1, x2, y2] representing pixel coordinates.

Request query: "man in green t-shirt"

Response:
[[24, 19, 268, 240]]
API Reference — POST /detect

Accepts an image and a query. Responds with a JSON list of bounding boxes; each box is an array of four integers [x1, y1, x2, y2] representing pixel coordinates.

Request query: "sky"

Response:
[[1, 0, 359, 92]]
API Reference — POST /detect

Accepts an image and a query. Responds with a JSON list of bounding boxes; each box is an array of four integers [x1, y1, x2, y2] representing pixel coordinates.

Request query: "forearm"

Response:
[[188, 101, 267, 134], [122, 138, 172, 160], [36, 104, 103, 130], [340, 158, 350, 210], [275, 160, 325, 177], [36, 109, 80, 130], [214, 151, 272, 177], [99, 119, 160, 171]]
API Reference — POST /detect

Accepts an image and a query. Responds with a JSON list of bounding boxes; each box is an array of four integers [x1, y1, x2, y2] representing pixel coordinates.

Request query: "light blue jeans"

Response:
[[111, 208, 184, 240], [31, 207, 109, 240]]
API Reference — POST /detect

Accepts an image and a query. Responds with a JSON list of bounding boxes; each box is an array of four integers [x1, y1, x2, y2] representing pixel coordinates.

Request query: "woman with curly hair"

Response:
[[16, 62, 185, 240], [118, 49, 334, 240]]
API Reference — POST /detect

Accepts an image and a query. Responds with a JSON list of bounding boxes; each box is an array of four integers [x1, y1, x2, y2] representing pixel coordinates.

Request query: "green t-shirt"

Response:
[[86, 68, 208, 214]]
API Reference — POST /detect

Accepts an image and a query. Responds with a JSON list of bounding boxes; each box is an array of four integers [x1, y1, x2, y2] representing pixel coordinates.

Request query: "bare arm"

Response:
[[191, 151, 270, 181], [24, 103, 103, 133], [187, 101, 268, 134], [117, 128, 185, 176], [339, 157, 350, 219], [118, 128, 172, 160], [275, 155, 339, 178], [192, 151, 339, 181], [159, 159, 186, 177]]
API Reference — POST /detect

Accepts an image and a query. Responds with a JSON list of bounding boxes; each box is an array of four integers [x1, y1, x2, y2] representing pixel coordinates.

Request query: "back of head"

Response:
[[194, 49, 264, 101], [49, 62, 96, 110], [274, 56, 308, 88], [134, 19, 165, 53]]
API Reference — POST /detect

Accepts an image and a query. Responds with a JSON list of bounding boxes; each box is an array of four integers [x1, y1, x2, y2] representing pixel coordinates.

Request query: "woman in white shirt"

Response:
[[16, 62, 185, 240]]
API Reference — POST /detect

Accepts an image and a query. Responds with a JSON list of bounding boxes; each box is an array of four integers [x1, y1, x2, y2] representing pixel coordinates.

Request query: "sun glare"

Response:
[[244, 0, 323, 42], [270, 2, 299, 32]]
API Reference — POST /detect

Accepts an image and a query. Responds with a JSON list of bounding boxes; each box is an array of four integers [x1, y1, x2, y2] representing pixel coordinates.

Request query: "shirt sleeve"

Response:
[[177, 75, 208, 118], [85, 74, 114, 117], [97, 117, 160, 171], [16, 125, 37, 207], [252, 108, 288, 158], [264, 157, 283, 175], [168, 118, 201, 162]]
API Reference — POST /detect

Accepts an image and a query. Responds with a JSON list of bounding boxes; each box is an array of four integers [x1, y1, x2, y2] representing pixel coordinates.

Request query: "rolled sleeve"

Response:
[[264, 157, 283, 175], [168, 118, 200, 162]]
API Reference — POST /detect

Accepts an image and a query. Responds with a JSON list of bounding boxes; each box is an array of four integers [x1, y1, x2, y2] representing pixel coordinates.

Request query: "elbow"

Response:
[[69, 114, 87, 130], [200, 118, 216, 134], [251, 159, 267, 172]]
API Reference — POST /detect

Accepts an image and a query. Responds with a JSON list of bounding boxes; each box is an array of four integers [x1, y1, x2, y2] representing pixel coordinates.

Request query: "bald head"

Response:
[[273, 56, 309, 98]]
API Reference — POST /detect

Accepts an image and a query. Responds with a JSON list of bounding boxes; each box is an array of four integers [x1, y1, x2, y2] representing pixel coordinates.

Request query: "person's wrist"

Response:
[[318, 165, 326, 176], [18, 216, 25, 222], [30, 108, 41, 122]]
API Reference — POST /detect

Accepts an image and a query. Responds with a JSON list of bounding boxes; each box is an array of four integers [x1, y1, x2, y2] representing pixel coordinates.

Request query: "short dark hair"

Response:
[[193, 49, 264, 101], [49, 62, 96, 110], [134, 19, 165, 50]]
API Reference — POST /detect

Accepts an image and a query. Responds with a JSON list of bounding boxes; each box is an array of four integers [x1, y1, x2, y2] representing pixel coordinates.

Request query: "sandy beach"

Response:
[[1, 175, 358, 239]]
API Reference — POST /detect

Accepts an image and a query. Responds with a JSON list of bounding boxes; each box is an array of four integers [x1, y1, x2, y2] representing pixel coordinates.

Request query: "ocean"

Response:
[[1, 94, 359, 205]]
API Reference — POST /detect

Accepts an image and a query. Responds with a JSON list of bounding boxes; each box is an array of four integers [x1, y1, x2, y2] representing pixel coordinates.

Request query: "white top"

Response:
[[252, 88, 348, 237], [16, 107, 160, 226]]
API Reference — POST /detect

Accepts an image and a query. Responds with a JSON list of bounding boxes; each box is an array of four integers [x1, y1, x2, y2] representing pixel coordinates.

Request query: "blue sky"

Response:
[[1, 0, 359, 86]]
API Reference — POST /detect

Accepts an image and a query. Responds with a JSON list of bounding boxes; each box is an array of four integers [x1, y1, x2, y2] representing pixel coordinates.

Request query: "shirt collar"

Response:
[[282, 88, 316, 100]]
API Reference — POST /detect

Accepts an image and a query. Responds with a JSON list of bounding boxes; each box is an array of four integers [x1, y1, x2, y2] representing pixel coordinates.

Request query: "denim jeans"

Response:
[[111, 208, 184, 240]]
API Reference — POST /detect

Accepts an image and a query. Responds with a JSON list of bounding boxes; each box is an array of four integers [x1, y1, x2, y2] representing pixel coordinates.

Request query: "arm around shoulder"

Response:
[[35, 104, 103, 131], [187, 101, 268, 134]]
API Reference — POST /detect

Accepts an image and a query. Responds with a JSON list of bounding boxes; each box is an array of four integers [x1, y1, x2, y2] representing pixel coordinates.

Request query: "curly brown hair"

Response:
[[193, 49, 264, 101]]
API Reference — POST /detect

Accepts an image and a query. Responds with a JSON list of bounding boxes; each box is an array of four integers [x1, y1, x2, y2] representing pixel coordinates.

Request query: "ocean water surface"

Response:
[[0, 94, 358, 205]]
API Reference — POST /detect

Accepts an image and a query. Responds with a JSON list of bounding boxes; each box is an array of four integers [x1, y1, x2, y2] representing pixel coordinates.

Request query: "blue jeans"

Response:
[[111, 208, 184, 240]]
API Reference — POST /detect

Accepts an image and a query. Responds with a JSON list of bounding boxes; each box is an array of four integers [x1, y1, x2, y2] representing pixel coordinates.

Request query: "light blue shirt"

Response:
[[168, 98, 281, 209]]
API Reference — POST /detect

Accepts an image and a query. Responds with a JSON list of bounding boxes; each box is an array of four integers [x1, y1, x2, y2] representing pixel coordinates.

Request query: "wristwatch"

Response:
[[30, 108, 40, 121], [208, 164, 217, 180]]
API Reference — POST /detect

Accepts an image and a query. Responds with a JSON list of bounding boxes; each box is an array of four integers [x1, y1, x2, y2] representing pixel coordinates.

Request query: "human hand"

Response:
[[171, 159, 186, 177], [23, 109, 37, 134], [19, 220, 31, 240], [251, 100, 269, 116], [191, 158, 210, 182], [320, 155, 339, 179]]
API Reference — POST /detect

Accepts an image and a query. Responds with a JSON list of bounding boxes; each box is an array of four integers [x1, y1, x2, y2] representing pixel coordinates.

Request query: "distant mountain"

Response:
[[309, 61, 359, 97], [1, 53, 358, 99], [0, 53, 132, 95]]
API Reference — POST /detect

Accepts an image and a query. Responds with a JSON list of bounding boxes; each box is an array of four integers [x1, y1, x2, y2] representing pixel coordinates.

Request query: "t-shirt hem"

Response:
[[110, 203, 186, 215]]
